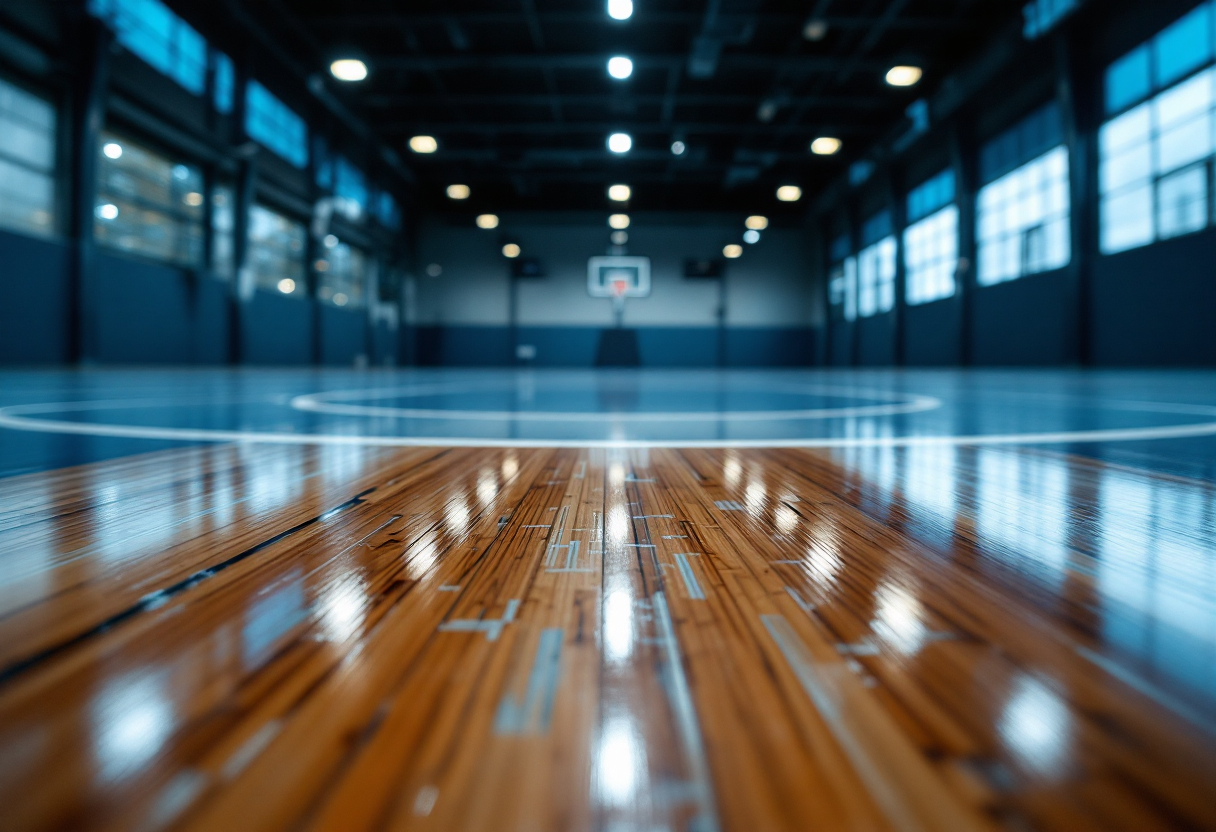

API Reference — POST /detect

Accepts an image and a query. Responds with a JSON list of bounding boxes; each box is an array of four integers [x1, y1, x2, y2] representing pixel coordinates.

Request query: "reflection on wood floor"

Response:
[[0, 442, 1214, 831]]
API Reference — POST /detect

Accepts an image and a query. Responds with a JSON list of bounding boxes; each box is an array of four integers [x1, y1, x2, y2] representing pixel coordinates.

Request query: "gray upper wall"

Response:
[[412, 213, 821, 329]]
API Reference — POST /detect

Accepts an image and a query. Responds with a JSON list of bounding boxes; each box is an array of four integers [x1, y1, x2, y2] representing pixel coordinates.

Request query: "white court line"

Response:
[[4, 400, 1216, 449], [289, 382, 943, 422]]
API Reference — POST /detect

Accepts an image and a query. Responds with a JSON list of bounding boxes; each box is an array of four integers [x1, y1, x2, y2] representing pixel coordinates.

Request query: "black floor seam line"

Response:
[[0, 486, 379, 687]]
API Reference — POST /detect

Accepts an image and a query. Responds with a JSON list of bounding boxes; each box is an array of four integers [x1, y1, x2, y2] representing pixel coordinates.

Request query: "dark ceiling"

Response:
[[228, 0, 1027, 215]]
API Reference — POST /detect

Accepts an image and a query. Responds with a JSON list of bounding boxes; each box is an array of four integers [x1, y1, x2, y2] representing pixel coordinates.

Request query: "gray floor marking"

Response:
[[438, 599, 521, 641], [573, 460, 587, 479], [438, 585, 461, 592], [494, 628, 564, 735], [662, 535, 689, 539], [635, 514, 674, 519], [714, 500, 745, 511], [761, 614, 924, 832], [565, 539, 580, 569], [652, 591, 721, 832], [784, 586, 814, 614], [672, 553, 706, 600], [412, 786, 440, 816], [624, 543, 657, 548], [544, 506, 570, 567]]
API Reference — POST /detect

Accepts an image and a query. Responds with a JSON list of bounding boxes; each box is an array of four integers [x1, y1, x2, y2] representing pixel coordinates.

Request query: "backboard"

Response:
[[587, 256, 651, 298]]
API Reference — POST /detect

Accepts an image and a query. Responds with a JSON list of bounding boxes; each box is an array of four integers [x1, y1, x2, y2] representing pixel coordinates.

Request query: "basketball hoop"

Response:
[[611, 278, 629, 298]]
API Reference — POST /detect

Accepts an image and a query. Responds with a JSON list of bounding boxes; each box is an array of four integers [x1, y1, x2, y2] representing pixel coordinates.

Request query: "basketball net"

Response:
[[611, 278, 629, 298]]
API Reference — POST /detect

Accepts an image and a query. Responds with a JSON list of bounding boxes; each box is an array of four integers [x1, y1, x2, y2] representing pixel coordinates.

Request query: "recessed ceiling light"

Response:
[[608, 184, 631, 202], [409, 135, 438, 153], [330, 59, 368, 82], [426, 263, 443, 277], [502, 243, 521, 258], [95, 203, 119, 220], [608, 213, 630, 229], [607, 132, 632, 153], [776, 185, 802, 202], [277, 278, 296, 294], [476, 214, 499, 229], [885, 65, 923, 87], [102, 142, 123, 159], [743, 229, 760, 244], [446, 184, 471, 200], [811, 137, 842, 155], [608, 0, 632, 20], [745, 215, 768, 230], [607, 56, 633, 80], [671, 140, 686, 155], [723, 244, 743, 259], [803, 19, 828, 41]]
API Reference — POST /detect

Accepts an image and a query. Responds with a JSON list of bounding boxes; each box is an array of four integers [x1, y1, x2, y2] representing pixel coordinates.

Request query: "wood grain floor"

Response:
[[0, 442, 1214, 832]]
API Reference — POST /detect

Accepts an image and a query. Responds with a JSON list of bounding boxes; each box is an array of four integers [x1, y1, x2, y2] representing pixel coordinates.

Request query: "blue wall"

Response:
[[904, 298, 963, 366], [412, 326, 817, 368], [1090, 229, 1216, 366], [970, 269, 1071, 366], [319, 305, 367, 366], [857, 314, 897, 366], [94, 251, 229, 363], [242, 291, 313, 365], [0, 229, 71, 364]]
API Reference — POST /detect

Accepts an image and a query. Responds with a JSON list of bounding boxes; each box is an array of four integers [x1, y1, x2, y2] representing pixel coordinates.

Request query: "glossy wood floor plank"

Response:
[[0, 442, 1214, 831]]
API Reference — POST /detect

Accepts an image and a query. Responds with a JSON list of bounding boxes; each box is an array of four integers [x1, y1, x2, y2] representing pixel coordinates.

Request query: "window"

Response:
[[95, 133, 204, 266], [248, 205, 306, 297], [334, 156, 367, 221], [857, 211, 896, 318], [89, 0, 207, 95], [245, 81, 308, 169], [827, 234, 856, 322], [1100, 4, 1216, 254], [0, 78, 56, 238], [376, 191, 401, 230], [213, 53, 234, 114], [905, 170, 958, 305], [211, 184, 235, 279], [318, 241, 367, 309], [1023, 0, 1078, 40], [977, 104, 1071, 286]]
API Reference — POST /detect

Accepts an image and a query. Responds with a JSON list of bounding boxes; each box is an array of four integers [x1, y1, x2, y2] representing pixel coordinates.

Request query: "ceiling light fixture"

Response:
[[608, 0, 633, 21], [608, 214, 630, 229], [745, 215, 768, 230], [607, 56, 633, 80], [330, 58, 368, 82], [446, 184, 471, 200], [885, 65, 923, 87], [502, 243, 521, 258], [476, 214, 499, 229], [102, 142, 123, 159], [776, 185, 802, 202], [409, 135, 438, 154], [803, 19, 828, 41], [608, 184, 631, 202], [723, 244, 743, 259], [671, 140, 686, 155], [743, 229, 760, 244], [810, 136, 842, 155], [607, 132, 632, 154]]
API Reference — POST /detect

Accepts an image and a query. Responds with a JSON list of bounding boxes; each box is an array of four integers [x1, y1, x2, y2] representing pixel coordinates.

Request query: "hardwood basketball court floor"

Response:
[[0, 368, 1214, 831]]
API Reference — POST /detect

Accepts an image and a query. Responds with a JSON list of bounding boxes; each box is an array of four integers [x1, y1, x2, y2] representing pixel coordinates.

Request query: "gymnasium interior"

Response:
[[1, 0, 1215, 830]]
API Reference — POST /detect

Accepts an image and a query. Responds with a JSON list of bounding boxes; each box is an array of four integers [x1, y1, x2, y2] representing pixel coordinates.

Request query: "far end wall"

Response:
[[409, 212, 821, 367]]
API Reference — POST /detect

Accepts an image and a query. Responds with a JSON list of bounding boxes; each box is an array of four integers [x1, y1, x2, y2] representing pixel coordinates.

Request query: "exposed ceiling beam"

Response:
[[361, 93, 889, 110], [366, 54, 892, 73], [384, 122, 875, 135], [297, 12, 970, 32]]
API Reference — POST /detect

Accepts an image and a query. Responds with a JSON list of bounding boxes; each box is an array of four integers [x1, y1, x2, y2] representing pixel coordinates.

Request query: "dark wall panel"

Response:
[[636, 328, 719, 367], [95, 251, 194, 363], [372, 322, 398, 367], [829, 322, 854, 366], [857, 314, 896, 366], [416, 326, 513, 367], [1090, 230, 1216, 366], [192, 277, 230, 364], [319, 306, 367, 366], [726, 328, 816, 367], [0, 230, 70, 364], [971, 270, 1070, 365], [904, 299, 963, 366], [518, 327, 602, 367], [242, 292, 312, 365]]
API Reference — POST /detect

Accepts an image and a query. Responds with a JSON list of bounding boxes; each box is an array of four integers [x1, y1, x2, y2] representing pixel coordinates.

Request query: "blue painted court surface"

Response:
[[3, 368, 1216, 481]]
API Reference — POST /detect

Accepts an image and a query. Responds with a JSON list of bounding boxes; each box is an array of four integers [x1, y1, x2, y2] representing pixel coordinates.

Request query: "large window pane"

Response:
[[94, 133, 203, 266], [857, 236, 896, 317], [211, 184, 235, 279], [0, 78, 56, 238], [1154, 3, 1213, 90], [1157, 164, 1209, 238], [245, 81, 308, 169], [89, 0, 207, 95], [904, 205, 958, 306], [1101, 185, 1154, 254], [1107, 46, 1151, 115], [318, 241, 367, 309], [977, 146, 1071, 286], [247, 205, 305, 297], [829, 256, 858, 322]]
